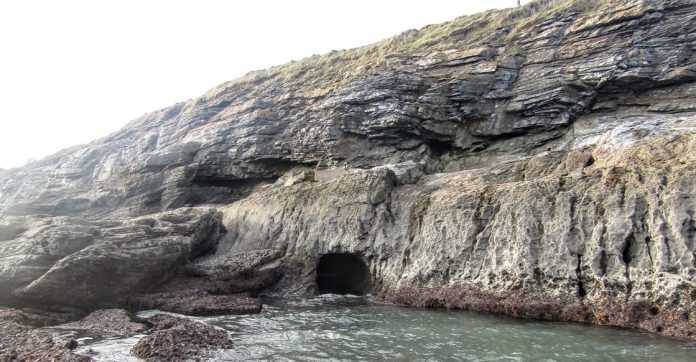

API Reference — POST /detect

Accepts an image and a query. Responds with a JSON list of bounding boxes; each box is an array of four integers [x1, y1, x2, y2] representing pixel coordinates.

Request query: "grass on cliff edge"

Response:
[[208, 0, 605, 96]]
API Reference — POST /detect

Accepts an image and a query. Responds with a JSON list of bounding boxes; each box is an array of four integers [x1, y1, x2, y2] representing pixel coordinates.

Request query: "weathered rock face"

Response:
[[128, 248, 281, 315], [0, 0, 695, 339], [219, 119, 696, 338], [2, 0, 694, 217], [0, 207, 224, 309]]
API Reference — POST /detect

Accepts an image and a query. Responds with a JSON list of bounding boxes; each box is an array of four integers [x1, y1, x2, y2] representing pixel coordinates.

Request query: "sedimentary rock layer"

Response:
[[219, 116, 696, 338], [0, 0, 695, 339]]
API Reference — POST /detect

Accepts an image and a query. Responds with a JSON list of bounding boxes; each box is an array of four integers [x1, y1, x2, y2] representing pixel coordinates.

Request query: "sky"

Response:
[[0, 0, 532, 169]]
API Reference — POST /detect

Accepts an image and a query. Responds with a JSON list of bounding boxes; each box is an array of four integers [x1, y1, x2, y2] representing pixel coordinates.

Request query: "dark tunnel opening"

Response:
[[315, 253, 370, 295]]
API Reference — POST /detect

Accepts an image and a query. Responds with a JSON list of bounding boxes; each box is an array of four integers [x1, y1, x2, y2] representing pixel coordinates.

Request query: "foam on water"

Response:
[[76, 295, 696, 361]]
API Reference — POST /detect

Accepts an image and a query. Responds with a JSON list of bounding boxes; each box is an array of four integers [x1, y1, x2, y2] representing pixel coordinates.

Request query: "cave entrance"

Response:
[[316, 253, 370, 295]]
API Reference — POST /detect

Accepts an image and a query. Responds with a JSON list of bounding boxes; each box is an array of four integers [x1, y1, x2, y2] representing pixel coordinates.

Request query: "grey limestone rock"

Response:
[[0, 0, 695, 339], [220, 121, 696, 338], [0, 208, 223, 309]]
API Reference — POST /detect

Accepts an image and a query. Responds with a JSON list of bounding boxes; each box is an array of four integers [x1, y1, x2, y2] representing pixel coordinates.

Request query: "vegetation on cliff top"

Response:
[[207, 0, 606, 96]]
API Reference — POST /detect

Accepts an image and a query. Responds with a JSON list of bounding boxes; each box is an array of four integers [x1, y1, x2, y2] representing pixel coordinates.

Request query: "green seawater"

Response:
[[77, 295, 696, 361]]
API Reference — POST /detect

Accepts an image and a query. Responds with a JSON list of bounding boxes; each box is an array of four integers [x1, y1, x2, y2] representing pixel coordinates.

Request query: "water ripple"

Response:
[[75, 295, 696, 361], [206, 295, 696, 361]]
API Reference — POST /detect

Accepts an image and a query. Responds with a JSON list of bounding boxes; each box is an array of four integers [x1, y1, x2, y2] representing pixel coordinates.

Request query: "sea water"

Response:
[[77, 295, 696, 361]]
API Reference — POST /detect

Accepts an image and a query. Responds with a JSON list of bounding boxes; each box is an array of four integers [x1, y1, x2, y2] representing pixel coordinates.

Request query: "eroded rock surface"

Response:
[[129, 249, 280, 316], [131, 290, 261, 316], [0, 308, 92, 362], [0, 0, 695, 339], [0, 207, 224, 309], [0, 307, 79, 327], [130, 314, 233, 361], [220, 125, 696, 339], [51, 309, 149, 336]]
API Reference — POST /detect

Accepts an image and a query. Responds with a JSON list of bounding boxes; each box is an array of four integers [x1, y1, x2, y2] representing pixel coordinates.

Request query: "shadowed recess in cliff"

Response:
[[191, 176, 279, 188], [316, 254, 370, 295]]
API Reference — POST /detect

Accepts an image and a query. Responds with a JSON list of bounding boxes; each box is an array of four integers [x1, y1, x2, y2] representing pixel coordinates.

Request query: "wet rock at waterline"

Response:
[[0, 307, 236, 361], [0, 0, 696, 342], [131, 290, 262, 316], [0, 308, 92, 361], [50, 309, 150, 336], [0, 307, 80, 327], [130, 314, 234, 361], [128, 249, 282, 315]]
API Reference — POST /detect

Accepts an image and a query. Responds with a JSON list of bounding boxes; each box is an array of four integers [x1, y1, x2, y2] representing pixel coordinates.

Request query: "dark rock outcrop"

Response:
[[129, 249, 281, 315], [0, 307, 80, 327], [0, 0, 695, 340], [131, 290, 261, 316], [130, 314, 233, 361], [183, 248, 284, 294], [0, 308, 92, 362], [0, 207, 224, 310], [51, 309, 149, 336]]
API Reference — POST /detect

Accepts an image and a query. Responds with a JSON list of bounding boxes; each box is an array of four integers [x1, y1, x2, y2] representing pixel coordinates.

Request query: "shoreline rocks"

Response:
[[50, 309, 150, 336], [0, 307, 239, 361], [128, 249, 284, 316], [0, 207, 225, 310], [0, 308, 92, 362], [131, 290, 261, 316], [0, 0, 695, 342], [130, 314, 233, 361], [377, 284, 696, 340]]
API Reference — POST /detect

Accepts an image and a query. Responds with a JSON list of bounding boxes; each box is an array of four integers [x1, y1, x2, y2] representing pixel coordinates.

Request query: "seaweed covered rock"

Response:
[[130, 314, 233, 361]]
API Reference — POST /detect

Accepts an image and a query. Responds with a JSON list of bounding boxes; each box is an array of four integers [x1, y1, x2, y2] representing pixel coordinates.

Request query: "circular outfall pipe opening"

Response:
[[315, 253, 370, 295]]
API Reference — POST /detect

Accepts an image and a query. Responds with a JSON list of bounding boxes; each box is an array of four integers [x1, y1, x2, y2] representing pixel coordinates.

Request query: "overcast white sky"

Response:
[[0, 0, 532, 169]]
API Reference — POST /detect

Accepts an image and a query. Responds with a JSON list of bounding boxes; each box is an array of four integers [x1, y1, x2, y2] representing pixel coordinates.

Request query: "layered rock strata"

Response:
[[0, 0, 695, 339], [219, 117, 696, 338]]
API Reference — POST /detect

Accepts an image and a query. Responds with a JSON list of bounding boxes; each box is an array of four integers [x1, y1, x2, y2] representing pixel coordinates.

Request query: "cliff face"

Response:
[[220, 126, 696, 338], [0, 0, 695, 338]]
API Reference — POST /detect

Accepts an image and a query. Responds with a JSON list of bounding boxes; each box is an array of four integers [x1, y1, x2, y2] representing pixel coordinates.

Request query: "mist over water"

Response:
[[79, 295, 696, 361]]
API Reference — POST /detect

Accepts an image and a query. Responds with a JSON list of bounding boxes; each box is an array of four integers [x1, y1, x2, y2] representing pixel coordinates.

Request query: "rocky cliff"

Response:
[[1, 0, 695, 339]]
